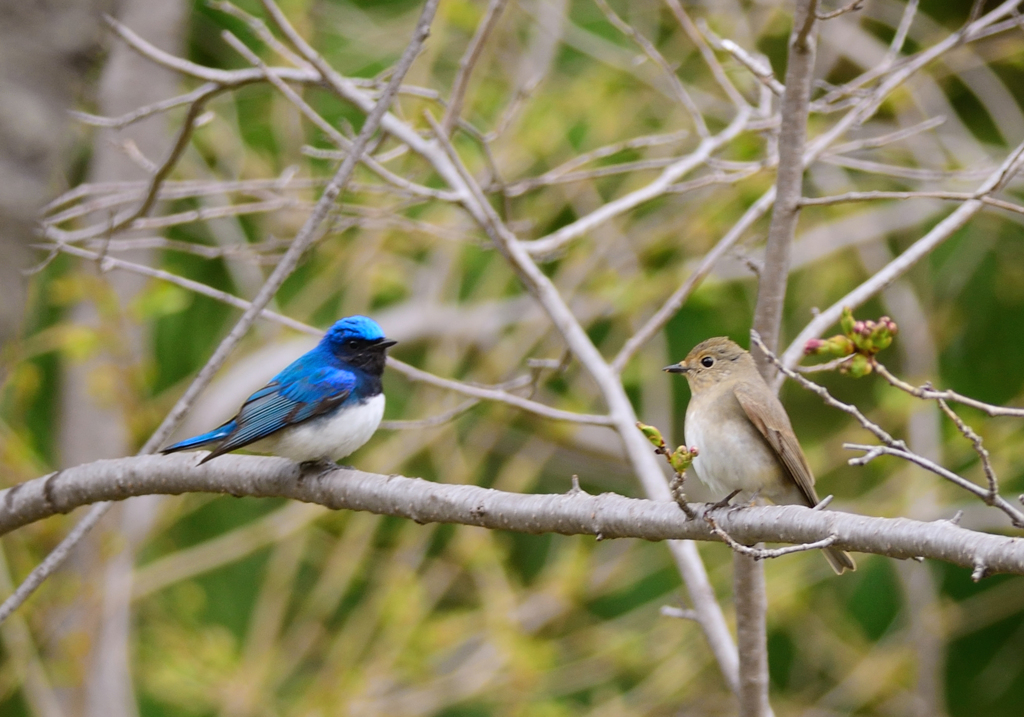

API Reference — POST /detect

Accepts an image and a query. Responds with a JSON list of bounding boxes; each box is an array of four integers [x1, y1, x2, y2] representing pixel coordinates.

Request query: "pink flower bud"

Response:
[[804, 338, 825, 355]]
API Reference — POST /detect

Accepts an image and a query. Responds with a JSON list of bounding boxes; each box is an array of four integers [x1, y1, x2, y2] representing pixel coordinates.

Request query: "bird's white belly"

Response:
[[256, 393, 385, 462], [684, 402, 784, 500]]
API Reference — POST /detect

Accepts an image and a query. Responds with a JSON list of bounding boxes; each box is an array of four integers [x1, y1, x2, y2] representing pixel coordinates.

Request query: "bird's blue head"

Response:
[[322, 316, 396, 374]]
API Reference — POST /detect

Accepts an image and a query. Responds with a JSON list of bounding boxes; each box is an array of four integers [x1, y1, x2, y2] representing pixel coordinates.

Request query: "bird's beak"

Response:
[[663, 363, 689, 374], [376, 338, 398, 349]]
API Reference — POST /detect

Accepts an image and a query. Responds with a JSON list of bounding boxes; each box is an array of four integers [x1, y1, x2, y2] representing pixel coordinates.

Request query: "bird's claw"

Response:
[[299, 458, 339, 479], [708, 489, 741, 511]]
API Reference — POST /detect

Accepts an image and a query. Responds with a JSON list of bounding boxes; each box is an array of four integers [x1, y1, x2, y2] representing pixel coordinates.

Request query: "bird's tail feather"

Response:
[[161, 422, 235, 454], [823, 547, 856, 574]]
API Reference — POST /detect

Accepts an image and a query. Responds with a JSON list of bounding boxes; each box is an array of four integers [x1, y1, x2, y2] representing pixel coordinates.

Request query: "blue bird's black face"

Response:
[[324, 316, 396, 375]]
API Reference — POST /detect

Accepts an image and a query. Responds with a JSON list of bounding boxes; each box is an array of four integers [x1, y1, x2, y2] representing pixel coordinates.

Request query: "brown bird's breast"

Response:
[[683, 385, 794, 502]]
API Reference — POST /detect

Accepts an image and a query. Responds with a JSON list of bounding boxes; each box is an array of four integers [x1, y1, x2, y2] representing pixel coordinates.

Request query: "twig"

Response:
[[820, 154, 996, 182], [801, 189, 1024, 218], [663, 0, 748, 110], [0, 503, 113, 625], [660, 605, 699, 621], [209, 1, 312, 69], [823, 115, 946, 155], [872, 361, 1024, 417], [842, 443, 1024, 526], [45, 198, 295, 243], [92, 21, 212, 233], [936, 399, 999, 499], [43, 174, 315, 217], [70, 83, 220, 129], [701, 24, 785, 96], [379, 399, 480, 430], [816, 1, 863, 21], [441, 0, 508, 135], [794, 355, 854, 373], [886, 0, 920, 63], [388, 357, 613, 426], [706, 516, 839, 559], [593, 0, 709, 138], [754, 331, 903, 447], [502, 129, 690, 195]]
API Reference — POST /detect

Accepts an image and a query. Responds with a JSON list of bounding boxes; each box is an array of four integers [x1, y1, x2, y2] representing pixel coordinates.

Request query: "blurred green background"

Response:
[[2, 0, 1024, 715]]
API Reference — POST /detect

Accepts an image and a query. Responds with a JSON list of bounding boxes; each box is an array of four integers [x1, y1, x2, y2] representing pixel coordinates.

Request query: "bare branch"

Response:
[[70, 84, 220, 129], [706, 517, 839, 559], [701, 24, 784, 96], [441, 0, 508, 135], [502, 129, 689, 195], [612, 185, 775, 373], [2, 455, 1024, 575], [781, 137, 1024, 373], [379, 399, 480, 430], [816, 1, 863, 22], [388, 358, 613, 426], [663, 0, 748, 110], [823, 115, 945, 155], [872, 361, 1024, 418], [593, 0, 709, 138], [0, 502, 113, 625], [209, 1, 312, 69], [937, 399, 998, 499], [753, 333, 1024, 528], [886, 0, 920, 62], [751, 0, 817, 378], [524, 107, 751, 258]]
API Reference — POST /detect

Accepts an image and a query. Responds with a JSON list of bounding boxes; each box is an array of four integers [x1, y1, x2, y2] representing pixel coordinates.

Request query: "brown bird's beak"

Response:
[[663, 362, 689, 374]]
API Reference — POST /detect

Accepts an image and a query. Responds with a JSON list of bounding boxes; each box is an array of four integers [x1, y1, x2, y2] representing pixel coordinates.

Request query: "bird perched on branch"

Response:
[[163, 316, 396, 465], [664, 337, 855, 574]]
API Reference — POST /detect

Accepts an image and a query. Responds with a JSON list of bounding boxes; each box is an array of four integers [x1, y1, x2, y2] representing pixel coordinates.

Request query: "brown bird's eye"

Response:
[[700, 356, 714, 368]]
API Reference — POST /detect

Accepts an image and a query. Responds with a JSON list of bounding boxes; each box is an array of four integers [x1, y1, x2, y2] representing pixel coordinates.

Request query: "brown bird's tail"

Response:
[[823, 547, 856, 574]]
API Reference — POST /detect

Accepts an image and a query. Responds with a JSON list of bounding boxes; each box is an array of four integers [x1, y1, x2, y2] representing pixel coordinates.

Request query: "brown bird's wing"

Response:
[[732, 381, 856, 575], [732, 382, 820, 507]]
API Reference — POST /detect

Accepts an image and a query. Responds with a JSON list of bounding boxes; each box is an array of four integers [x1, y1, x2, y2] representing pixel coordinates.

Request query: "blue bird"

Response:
[[162, 316, 396, 464]]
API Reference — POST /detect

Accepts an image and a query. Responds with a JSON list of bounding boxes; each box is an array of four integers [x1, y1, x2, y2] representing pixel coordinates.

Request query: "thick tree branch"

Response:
[[751, 0, 816, 378], [1, 455, 1023, 576], [740, 2, 818, 713]]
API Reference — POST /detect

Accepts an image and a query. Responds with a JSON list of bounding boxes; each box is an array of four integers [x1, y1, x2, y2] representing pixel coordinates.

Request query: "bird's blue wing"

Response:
[[200, 360, 356, 462]]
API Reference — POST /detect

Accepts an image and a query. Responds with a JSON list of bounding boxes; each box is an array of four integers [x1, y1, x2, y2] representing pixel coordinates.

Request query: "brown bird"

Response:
[[664, 337, 855, 574]]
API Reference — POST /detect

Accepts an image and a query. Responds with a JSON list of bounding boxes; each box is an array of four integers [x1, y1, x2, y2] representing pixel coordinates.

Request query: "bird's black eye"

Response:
[[700, 356, 714, 368], [345, 338, 360, 349]]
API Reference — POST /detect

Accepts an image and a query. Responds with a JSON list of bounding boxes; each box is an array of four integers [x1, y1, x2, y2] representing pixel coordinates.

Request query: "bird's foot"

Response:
[[298, 458, 339, 480], [708, 489, 741, 511]]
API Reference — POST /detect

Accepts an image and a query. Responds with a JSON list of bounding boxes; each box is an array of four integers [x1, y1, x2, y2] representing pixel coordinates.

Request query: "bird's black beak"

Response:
[[663, 363, 689, 374], [376, 338, 398, 349]]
